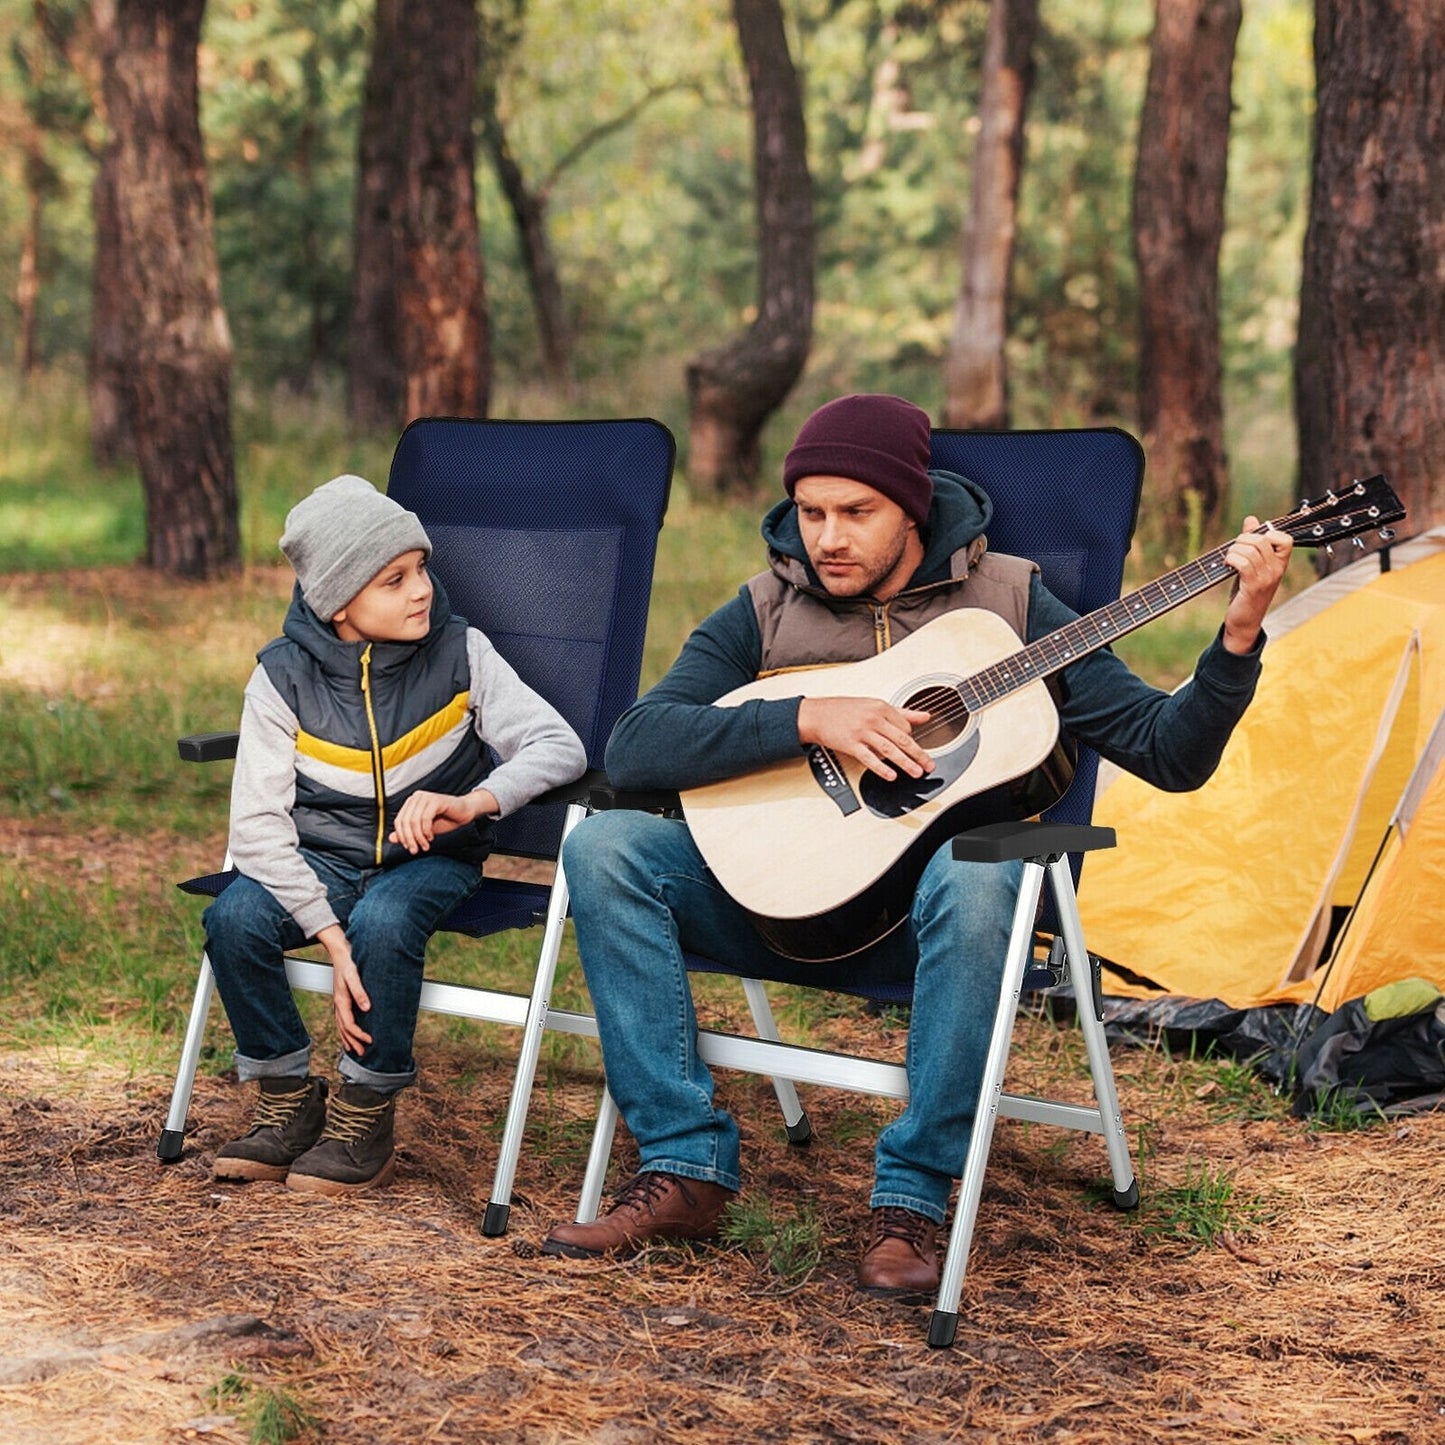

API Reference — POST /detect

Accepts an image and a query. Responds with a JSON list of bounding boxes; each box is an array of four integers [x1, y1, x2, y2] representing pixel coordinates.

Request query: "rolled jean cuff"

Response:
[[639, 1159, 740, 1195], [233, 1044, 311, 1083], [338, 1054, 416, 1095], [869, 1188, 948, 1227]]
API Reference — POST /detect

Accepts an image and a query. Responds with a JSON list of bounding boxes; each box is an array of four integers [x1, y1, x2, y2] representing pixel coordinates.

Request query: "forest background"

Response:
[[7, 0, 1439, 584]]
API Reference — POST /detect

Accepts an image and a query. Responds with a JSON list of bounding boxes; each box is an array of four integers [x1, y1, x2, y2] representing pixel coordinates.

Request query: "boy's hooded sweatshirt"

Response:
[[605, 470, 1264, 795], [228, 576, 585, 939]]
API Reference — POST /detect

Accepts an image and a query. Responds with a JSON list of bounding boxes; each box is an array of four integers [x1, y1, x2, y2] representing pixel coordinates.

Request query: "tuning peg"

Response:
[[1325, 543, 1335, 556], [1352, 536, 1366, 550], [1380, 528, 1397, 541]]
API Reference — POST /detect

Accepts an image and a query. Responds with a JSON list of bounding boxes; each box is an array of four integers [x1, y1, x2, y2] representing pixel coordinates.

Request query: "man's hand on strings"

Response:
[[797, 695, 935, 781]]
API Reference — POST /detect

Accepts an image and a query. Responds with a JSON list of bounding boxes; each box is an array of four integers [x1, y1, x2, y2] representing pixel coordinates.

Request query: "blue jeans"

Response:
[[561, 810, 1020, 1222], [203, 848, 480, 1094]]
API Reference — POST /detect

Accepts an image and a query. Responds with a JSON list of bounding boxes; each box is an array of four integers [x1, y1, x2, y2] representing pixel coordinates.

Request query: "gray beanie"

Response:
[[279, 474, 432, 621]]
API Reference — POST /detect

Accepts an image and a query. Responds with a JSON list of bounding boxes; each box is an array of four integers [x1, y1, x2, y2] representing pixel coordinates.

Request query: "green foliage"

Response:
[[1136, 1155, 1271, 1250], [207, 1372, 319, 1445], [1304, 1087, 1390, 1135], [718, 1192, 824, 1284]]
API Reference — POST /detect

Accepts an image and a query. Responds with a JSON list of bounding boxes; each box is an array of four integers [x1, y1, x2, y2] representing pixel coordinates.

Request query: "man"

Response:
[[543, 394, 1292, 1296]]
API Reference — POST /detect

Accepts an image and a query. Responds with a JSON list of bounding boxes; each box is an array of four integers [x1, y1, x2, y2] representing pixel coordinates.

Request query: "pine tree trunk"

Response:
[[348, 0, 407, 431], [1296, 0, 1445, 569], [1133, 0, 1240, 554], [686, 0, 814, 500], [349, 0, 489, 428], [103, 0, 238, 579], [943, 0, 1038, 431], [88, 141, 133, 466]]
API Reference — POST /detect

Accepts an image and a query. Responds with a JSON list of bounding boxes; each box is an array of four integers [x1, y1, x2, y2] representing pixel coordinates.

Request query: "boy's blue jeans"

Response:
[[560, 810, 1021, 1224], [203, 848, 480, 1094]]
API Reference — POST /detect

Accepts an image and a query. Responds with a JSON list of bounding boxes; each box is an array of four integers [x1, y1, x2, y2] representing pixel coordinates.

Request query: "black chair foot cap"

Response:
[[785, 1114, 813, 1146], [927, 1310, 959, 1350], [481, 1200, 511, 1237], [157, 1129, 185, 1164], [1113, 1179, 1140, 1210]]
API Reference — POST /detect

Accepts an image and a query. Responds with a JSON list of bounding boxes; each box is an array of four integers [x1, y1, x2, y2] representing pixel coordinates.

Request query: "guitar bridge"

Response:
[[806, 745, 861, 816]]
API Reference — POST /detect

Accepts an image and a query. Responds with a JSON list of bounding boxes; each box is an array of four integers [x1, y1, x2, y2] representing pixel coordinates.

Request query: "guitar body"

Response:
[[681, 609, 1074, 962]]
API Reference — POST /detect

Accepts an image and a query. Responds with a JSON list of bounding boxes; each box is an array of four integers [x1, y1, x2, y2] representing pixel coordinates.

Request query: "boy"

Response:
[[204, 474, 586, 1195]]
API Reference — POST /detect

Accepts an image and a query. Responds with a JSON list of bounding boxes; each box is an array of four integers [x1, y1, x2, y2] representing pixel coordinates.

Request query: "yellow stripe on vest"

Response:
[[296, 691, 471, 772]]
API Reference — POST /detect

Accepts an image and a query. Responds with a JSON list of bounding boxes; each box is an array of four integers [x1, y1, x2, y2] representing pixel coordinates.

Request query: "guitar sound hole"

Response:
[[906, 684, 967, 751]]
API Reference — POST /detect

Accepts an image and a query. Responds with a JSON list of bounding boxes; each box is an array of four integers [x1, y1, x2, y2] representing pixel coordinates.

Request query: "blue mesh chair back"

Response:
[[928, 426, 1143, 842], [388, 416, 674, 930]]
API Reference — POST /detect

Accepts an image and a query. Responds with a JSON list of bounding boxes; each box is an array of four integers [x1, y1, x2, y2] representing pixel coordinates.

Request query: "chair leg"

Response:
[[1049, 856, 1138, 1209], [482, 801, 587, 1238], [739, 976, 812, 1144], [158, 953, 217, 1162], [928, 858, 1048, 1349], [576, 1086, 620, 1224]]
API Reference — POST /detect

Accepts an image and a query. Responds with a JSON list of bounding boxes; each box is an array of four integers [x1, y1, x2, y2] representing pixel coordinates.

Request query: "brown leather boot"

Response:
[[542, 1171, 734, 1258], [213, 1076, 328, 1183], [857, 1206, 941, 1298]]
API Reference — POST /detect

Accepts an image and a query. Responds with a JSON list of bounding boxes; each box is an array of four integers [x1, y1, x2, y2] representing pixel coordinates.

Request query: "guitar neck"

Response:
[[961, 541, 1237, 710], [959, 468, 1404, 710]]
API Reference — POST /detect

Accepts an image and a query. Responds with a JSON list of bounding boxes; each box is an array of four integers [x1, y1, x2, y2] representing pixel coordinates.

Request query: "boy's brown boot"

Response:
[[213, 1076, 329, 1183], [285, 1083, 397, 1196]]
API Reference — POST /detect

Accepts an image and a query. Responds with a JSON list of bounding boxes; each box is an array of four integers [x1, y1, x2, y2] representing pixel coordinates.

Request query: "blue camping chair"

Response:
[[572, 426, 1145, 1347], [158, 416, 674, 1236]]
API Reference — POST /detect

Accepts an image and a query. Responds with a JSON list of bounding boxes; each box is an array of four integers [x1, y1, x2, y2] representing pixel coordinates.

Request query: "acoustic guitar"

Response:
[[681, 475, 1405, 962]]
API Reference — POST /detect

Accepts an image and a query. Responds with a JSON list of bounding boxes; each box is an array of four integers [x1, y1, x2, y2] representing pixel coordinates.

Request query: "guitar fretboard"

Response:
[[958, 544, 1236, 710]]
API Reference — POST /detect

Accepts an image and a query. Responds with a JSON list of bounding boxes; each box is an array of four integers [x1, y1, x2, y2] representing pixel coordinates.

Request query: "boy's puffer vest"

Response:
[[258, 615, 493, 870], [746, 543, 1037, 675]]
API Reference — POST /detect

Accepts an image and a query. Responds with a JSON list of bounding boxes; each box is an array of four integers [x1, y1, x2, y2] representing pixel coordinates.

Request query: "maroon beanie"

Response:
[[783, 394, 934, 526]]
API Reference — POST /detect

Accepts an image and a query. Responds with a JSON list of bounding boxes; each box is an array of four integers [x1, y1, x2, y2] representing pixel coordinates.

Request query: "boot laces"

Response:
[[612, 1171, 685, 1218], [318, 1092, 388, 1144], [251, 1083, 311, 1131], [872, 1206, 933, 1253]]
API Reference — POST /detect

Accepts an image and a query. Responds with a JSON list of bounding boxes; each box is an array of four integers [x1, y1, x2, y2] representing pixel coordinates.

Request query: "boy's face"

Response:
[[331, 550, 433, 643]]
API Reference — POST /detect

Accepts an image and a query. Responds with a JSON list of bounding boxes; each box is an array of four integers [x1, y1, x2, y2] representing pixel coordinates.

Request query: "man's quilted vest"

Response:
[[745, 541, 1037, 675], [258, 616, 494, 870]]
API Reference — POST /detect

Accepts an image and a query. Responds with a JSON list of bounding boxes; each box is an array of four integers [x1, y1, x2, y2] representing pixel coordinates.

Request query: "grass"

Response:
[[718, 1192, 825, 1286], [207, 1371, 319, 1445]]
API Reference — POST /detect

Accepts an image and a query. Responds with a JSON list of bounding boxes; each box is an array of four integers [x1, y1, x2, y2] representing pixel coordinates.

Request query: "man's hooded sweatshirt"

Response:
[[605, 470, 1264, 794], [227, 576, 585, 939]]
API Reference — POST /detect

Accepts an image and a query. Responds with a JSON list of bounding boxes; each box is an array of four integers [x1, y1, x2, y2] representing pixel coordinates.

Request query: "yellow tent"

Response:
[[1079, 549, 1445, 1013]]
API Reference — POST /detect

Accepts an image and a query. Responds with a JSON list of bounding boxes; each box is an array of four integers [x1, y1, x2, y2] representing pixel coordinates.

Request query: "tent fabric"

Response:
[[1077, 551, 1445, 1012]]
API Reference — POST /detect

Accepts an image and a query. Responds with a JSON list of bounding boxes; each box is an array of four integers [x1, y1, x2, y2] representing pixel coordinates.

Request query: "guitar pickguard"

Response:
[[859, 727, 981, 818]]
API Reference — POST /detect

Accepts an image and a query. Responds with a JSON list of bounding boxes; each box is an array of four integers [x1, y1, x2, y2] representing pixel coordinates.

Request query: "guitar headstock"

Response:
[[1275, 475, 1406, 554]]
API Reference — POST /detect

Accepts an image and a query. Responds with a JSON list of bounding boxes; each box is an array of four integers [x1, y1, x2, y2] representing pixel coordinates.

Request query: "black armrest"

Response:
[[530, 767, 611, 809], [951, 820, 1115, 863], [585, 777, 683, 815], [178, 731, 240, 764]]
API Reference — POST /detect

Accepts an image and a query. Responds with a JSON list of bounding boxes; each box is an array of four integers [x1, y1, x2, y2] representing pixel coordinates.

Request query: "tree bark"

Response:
[[102, 0, 238, 578], [943, 0, 1039, 430], [16, 132, 44, 376], [349, 0, 489, 429], [686, 0, 814, 500], [1296, 0, 1445, 568], [87, 140, 133, 465], [1132, 0, 1240, 553], [348, 0, 406, 431]]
